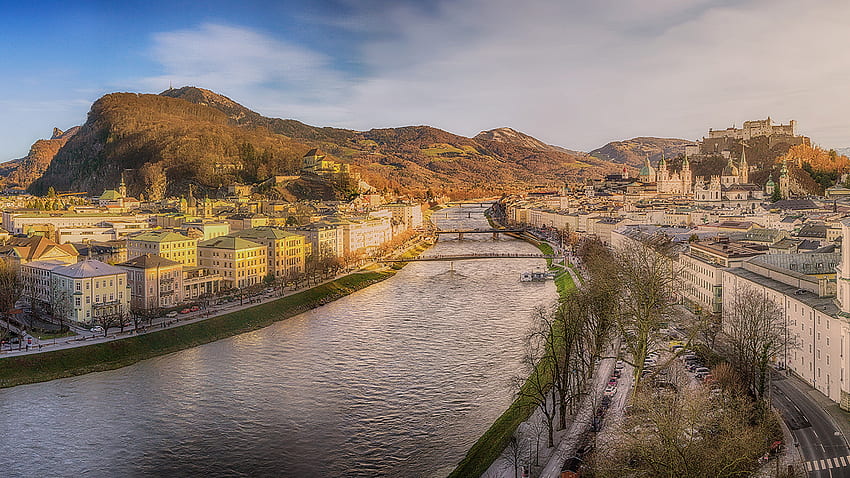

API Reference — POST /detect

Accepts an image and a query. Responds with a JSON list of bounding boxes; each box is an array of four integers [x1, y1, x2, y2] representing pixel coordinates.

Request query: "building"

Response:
[[197, 236, 267, 289], [1, 211, 151, 237], [117, 254, 184, 311], [231, 227, 309, 279], [21, 259, 70, 316], [328, 215, 393, 257], [707, 117, 797, 141], [182, 267, 222, 302], [295, 221, 344, 259], [127, 230, 198, 266], [0, 236, 78, 271], [720, 217, 850, 410], [679, 237, 767, 315], [51, 260, 130, 324], [380, 202, 424, 232]]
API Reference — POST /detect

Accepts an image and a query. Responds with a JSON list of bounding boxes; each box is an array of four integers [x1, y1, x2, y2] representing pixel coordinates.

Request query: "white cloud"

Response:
[[139, 23, 350, 124], [142, 1, 850, 150]]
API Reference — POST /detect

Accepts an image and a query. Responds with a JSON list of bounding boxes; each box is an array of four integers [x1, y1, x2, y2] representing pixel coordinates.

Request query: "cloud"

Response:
[[139, 23, 351, 124], [142, 1, 850, 150]]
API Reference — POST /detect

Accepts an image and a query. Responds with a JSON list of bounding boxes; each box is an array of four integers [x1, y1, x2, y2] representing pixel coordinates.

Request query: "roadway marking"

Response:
[[804, 456, 850, 471]]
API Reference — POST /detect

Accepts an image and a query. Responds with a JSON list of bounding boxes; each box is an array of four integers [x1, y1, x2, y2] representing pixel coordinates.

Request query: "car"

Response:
[[90, 326, 104, 333], [694, 367, 710, 375], [615, 360, 624, 370], [166, 311, 178, 318], [604, 384, 617, 396], [190, 305, 200, 312], [180, 308, 191, 314], [612, 369, 621, 378], [608, 378, 618, 386]]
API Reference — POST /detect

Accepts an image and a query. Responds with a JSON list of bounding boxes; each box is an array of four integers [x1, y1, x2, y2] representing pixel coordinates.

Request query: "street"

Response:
[[771, 372, 850, 477]]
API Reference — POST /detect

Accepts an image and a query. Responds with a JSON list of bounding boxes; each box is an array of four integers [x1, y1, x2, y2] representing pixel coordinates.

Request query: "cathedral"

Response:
[[637, 147, 766, 208]]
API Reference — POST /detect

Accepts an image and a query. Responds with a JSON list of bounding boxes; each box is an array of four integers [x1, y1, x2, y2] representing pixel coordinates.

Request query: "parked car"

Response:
[[190, 305, 200, 312], [166, 311, 178, 318], [694, 367, 710, 375], [615, 360, 624, 370], [90, 326, 104, 333], [180, 308, 191, 314], [604, 384, 617, 396]]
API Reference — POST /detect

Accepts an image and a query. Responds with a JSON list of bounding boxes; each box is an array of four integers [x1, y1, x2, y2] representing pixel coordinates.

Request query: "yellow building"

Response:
[[231, 227, 309, 279], [127, 230, 198, 266], [197, 236, 267, 289]]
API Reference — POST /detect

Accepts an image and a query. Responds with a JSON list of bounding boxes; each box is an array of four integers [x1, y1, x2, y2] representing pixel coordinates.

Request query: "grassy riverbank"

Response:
[[448, 268, 577, 478], [0, 271, 393, 389]]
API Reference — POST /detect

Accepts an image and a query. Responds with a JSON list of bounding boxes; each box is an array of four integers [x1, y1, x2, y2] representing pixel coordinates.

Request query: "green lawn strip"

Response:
[[0, 271, 393, 389], [448, 262, 576, 477]]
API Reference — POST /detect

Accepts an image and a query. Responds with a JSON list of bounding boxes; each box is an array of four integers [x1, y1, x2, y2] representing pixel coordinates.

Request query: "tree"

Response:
[[771, 186, 782, 203], [0, 259, 22, 343], [612, 239, 681, 389], [514, 315, 558, 448], [502, 433, 527, 478], [588, 381, 776, 478], [723, 287, 792, 401], [94, 311, 123, 337]]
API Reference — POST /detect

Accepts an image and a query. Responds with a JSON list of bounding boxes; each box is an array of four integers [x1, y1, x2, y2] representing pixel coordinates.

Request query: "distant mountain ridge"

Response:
[[24, 87, 618, 198], [0, 127, 79, 189], [589, 137, 697, 168]]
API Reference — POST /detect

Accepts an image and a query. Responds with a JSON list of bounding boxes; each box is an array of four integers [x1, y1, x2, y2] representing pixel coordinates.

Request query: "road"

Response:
[[771, 372, 850, 477]]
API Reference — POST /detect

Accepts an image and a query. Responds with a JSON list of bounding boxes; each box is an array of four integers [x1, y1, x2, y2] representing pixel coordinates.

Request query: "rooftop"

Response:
[[198, 236, 264, 250], [129, 230, 194, 243], [54, 259, 126, 278], [119, 254, 182, 269]]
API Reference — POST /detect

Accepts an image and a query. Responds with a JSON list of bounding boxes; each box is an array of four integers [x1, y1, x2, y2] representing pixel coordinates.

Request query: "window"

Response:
[[75, 297, 81, 307], [75, 282, 81, 291]]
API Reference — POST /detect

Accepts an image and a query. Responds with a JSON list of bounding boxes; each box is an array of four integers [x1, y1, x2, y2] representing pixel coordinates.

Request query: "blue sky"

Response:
[[2, 0, 849, 160]]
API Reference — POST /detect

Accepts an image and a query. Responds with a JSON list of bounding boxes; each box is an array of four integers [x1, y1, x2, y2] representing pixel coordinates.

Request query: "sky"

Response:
[[2, 0, 850, 160]]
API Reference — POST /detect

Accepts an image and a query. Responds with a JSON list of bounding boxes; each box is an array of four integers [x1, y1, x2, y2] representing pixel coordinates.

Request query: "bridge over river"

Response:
[[379, 252, 560, 263], [433, 227, 525, 240]]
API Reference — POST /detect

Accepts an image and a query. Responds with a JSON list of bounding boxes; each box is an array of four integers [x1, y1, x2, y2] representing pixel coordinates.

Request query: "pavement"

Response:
[[771, 371, 850, 477], [0, 262, 389, 359]]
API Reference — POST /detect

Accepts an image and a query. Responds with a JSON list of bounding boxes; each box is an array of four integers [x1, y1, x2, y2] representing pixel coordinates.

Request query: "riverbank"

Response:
[[0, 271, 399, 389], [448, 235, 575, 478]]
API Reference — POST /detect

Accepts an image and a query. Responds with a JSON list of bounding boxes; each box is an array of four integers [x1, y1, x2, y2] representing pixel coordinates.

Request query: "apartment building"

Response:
[[197, 236, 267, 289], [231, 227, 309, 279], [117, 254, 184, 311], [127, 230, 197, 266]]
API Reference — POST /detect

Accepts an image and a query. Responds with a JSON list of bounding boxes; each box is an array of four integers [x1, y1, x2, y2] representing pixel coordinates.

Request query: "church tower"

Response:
[[681, 153, 692, 194], [739, 145, 749, 183], [779, 160, 790, 199], [118, 171, 127, 198]]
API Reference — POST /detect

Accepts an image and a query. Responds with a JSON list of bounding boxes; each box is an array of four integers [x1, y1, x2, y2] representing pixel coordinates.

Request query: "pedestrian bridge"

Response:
[[433, 228, 525, 240], [378, 252, 560, 263]]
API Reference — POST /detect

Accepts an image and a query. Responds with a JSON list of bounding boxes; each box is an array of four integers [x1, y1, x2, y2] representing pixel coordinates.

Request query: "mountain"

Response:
[[474, 127, 586, 156], [27, 87, 617, 199], [0, 127, 79, 189], [589, 137, 697, 167]]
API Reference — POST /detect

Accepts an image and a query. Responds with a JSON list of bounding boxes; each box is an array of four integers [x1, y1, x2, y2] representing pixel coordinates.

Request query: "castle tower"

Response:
[[739, 145, 749, 183]]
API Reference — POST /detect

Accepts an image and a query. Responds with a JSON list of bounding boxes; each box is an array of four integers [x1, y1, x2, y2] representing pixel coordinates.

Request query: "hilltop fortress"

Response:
[[685, 116, 810, 158], [635, 117, 808, 205]]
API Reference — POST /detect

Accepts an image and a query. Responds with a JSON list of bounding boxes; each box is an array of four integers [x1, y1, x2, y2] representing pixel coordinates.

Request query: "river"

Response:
[[0, 206, 557, 477]]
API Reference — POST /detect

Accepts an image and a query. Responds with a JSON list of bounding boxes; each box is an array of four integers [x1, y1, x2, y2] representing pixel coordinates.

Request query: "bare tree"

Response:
[[723, 287, 792, 401], [502, 433, 527, 478], [0, 259, 22, 342], [612, 240, 681, 388], [589, 380, 774, 478], [514, 318, 558, 448]]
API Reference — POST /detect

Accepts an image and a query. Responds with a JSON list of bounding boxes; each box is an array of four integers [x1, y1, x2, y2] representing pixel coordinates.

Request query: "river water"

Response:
[[0, 206, 556, 477]]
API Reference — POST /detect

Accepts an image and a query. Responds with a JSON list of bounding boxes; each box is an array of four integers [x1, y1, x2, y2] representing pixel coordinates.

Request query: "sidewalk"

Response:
[[783, 372, 850, 448], [0, 264, 392, 359]]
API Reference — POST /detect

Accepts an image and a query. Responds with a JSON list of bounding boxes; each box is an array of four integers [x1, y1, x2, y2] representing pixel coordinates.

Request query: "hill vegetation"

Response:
[[27, 87, 616, 199], [589, 137, 697, 167]]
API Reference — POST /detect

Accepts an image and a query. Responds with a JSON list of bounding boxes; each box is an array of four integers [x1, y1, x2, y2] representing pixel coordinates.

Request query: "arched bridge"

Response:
[[379, 252, 560, 263]]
